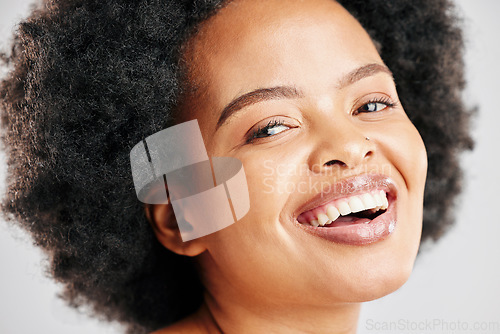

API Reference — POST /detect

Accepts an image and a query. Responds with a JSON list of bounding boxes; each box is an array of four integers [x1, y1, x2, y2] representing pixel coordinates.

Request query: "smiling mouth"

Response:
[[293, 174, 398, 245], [297, 190, 389, 227]]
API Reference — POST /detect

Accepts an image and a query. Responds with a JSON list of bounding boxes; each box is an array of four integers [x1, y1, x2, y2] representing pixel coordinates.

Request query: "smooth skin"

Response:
[[149, 0, 428, 332]]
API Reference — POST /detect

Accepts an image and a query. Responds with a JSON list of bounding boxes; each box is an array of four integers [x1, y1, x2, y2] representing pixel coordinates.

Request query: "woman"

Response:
[[0, 0, 473, 333]]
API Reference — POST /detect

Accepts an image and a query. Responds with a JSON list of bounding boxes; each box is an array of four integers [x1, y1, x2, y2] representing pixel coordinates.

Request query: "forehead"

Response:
[[193, 0, 358, 46], [182, 0, 382, 121]]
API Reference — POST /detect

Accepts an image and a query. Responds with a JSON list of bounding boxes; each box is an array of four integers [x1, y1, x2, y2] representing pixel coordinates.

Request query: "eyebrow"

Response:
[[337, 63, 393, 89], [215, 63, 393, 130], [216, 86, 303, 129]]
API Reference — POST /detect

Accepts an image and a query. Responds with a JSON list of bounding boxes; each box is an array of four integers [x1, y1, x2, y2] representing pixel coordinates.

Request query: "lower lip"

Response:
[[295, 196, 397, 246]]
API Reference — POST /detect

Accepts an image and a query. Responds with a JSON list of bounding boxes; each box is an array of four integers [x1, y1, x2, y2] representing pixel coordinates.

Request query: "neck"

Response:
[[196, 286, 361, 334]]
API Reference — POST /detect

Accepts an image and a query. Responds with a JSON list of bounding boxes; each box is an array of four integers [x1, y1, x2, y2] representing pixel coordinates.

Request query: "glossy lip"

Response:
[[292, 174, 398, 246]]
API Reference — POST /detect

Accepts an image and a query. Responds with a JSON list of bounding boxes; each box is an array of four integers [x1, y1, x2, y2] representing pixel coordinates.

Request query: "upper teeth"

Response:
[[305, 190, 389, 227]]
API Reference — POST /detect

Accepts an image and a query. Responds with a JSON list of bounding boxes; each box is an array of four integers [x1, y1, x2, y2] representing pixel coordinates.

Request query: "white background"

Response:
[[1, 0, 499, 333]]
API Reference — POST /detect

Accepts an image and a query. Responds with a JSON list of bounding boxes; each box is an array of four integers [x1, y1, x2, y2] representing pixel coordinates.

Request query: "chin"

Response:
[[342, 239, 420, 303], [314, 223, 421, 304], [357, 262, 415, 302]]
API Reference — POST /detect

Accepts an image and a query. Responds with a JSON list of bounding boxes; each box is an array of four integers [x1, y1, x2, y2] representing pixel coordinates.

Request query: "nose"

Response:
[[308, 115, 375, 173]]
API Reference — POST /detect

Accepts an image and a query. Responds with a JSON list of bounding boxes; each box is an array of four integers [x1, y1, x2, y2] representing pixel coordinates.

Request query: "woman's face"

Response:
[[179, 0, 427, 305]]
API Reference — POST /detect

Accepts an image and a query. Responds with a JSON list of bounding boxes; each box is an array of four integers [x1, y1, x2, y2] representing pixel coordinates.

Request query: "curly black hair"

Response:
[[0, 0, 473, 333]]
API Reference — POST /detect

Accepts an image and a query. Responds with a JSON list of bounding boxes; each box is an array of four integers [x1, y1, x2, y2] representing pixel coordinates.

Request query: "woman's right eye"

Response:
[[246, 119, 291, 143]]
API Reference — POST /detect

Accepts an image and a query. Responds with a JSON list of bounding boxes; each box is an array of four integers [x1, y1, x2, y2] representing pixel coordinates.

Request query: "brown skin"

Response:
[[149, 0, 428, 332]]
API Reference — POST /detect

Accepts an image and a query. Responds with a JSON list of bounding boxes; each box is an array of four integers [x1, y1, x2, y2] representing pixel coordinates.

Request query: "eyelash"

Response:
[[245, 97, 397, 144], [355, 96, 397, 114], [246, 119, 290, 143]]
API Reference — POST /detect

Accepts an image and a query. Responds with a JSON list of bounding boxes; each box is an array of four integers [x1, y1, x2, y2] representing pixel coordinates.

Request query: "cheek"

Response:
[[203, 152, 294, 251], [377, 118, 428, 195], [239, 149, 307, 215], [200, 152, 309, 293]]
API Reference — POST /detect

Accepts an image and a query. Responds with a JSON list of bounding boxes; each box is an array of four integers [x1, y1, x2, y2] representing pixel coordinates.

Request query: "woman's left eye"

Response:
[[356, 98, 395, 114]]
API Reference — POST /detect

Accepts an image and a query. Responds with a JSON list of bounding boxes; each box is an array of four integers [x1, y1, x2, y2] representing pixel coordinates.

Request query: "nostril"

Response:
[[324, 159, 347, 167]]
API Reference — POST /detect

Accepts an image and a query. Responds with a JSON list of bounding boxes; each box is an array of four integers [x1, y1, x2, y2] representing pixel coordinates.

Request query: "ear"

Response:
[[145, 203, 207, 257]]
